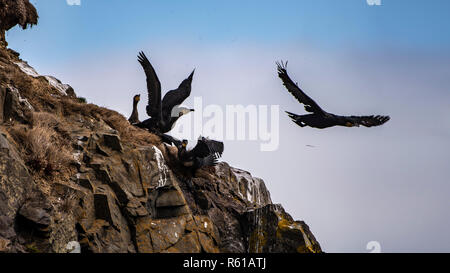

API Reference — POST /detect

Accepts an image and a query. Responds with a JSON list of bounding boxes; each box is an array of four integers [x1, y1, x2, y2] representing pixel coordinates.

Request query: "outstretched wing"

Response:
[[348, 115, 391, 127], [205, 139, 224, 158], [197, 154, 220, 168], [161, 70, 195, 120], [277, 61, 326, 115], [138, 51, 162, 119], [191, 137, 224, 158]]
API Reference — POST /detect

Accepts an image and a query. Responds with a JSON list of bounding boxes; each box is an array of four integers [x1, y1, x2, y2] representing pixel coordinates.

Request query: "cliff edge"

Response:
[[0, 1, 321, 253]]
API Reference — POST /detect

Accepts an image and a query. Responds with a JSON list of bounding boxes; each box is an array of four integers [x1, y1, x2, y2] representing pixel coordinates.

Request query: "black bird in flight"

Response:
[[178, 137, 224, 171], [135, 51, 195, 134], [277, 61, 390, 129]]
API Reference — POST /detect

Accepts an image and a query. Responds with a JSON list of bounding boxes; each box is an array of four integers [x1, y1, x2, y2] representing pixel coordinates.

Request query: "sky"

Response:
[[6, 0, 450, 252]]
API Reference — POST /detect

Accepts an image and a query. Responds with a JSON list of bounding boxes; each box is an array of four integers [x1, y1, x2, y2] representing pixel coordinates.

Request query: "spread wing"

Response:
[[138, 51, 161, 119], [161, 70, 195, 120], [197, 154, 220, 168], [206, 139, 224, 158], [191, 137, 224, 158], [347, 115, 391, 127], [277, 61, 326, 115]]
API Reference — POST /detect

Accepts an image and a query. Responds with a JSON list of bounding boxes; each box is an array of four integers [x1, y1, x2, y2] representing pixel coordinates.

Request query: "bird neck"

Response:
[[132, 100, 139, 115], [169, 116, 179, 125], [178, 146, 187, 159]]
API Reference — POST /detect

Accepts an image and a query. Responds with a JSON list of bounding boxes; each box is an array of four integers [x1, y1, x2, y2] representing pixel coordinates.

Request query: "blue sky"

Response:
[[11, 0, 450, 61], [6, 0, 450, 253]]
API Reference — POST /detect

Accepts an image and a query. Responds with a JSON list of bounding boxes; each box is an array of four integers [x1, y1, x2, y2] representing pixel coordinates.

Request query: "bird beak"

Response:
[[190, 109, 195, 112]]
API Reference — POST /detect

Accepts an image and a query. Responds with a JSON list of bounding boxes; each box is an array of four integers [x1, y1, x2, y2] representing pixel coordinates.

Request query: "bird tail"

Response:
[[285, 111, 308, 127], [285, 111, 301, 121]]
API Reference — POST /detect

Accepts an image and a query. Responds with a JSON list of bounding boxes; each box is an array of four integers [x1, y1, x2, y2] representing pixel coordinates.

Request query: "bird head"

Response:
[[181, 140, 188, 149], [134, 94, 141, 102], [172, 105, 195, 118], [179, 108, 195, 117]]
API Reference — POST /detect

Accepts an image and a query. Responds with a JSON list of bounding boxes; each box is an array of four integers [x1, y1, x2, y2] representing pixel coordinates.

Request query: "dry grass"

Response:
[[0, 45, 8, 61], [1, 44, 160, 166], [0, 0, 38, 30], [9, 112, 72, 176], [59, 190, 79, 215], [2, 56, 160, 147], [57, 97, 161, 146]]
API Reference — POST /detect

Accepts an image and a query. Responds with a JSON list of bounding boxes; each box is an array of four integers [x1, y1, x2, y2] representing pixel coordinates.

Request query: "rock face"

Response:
[[0, 30, 5, 48], [0, 119, 321, 253], [0, 2, 322, 253]]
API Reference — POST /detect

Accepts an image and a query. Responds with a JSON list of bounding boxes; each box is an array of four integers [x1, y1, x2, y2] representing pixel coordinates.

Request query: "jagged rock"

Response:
[[0, 216, 15, 243], [92, 164, 113, 184], [0, 30, 5, 47], [93, 193, 113, 226], [125, 199, 148, 218], [0, 92, 322, 254], [3, 85, 34, 123], [18, 200, 51, 229], [75, 174, 94, 191], [156, 188, 187, 208], [14, 60, 76, 98], [0, 237, 11, 252], [0, 86, 6, 122], [79, 219, 134, 253], [44, 76, 76, 98], [95, 144, 110, 157], [0, 131, 32, 220], [0, 131, 58, 252], [244, 204, 322, 253], [146, 185, 191, 219], [103, 134, 123, 152], [135, 214, 219, 253]]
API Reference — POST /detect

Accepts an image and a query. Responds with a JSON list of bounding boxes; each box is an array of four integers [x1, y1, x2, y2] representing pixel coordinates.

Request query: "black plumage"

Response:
[[277, 61, 390, 129], [135, 51, 195, 133], [178, 137, 224, 170], [128, 94, 141, 125]]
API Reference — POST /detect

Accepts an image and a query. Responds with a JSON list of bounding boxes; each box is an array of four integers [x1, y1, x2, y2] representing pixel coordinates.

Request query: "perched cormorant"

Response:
[[128, 94, 141, 125], [135, 51, 195, 133], [277, 61, 390, 129], [178, 137, 224, 171]]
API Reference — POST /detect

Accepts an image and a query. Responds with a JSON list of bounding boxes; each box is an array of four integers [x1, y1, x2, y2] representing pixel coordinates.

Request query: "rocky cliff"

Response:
[[0, 2, 321, 253]]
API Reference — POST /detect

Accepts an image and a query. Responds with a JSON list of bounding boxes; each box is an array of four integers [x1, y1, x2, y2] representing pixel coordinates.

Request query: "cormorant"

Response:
[[178, 137, 224, 171], [135, 51, 195, 133], [277, 61, 390, 129], [128, 94, 141, 125]]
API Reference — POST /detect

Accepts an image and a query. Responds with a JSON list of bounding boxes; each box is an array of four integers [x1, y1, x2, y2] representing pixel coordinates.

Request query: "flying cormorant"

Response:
[[277, 61, 390, 129], [128, 94, 141, 125], [135, 51, 195, 133], [178, 137, 224, 171]]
